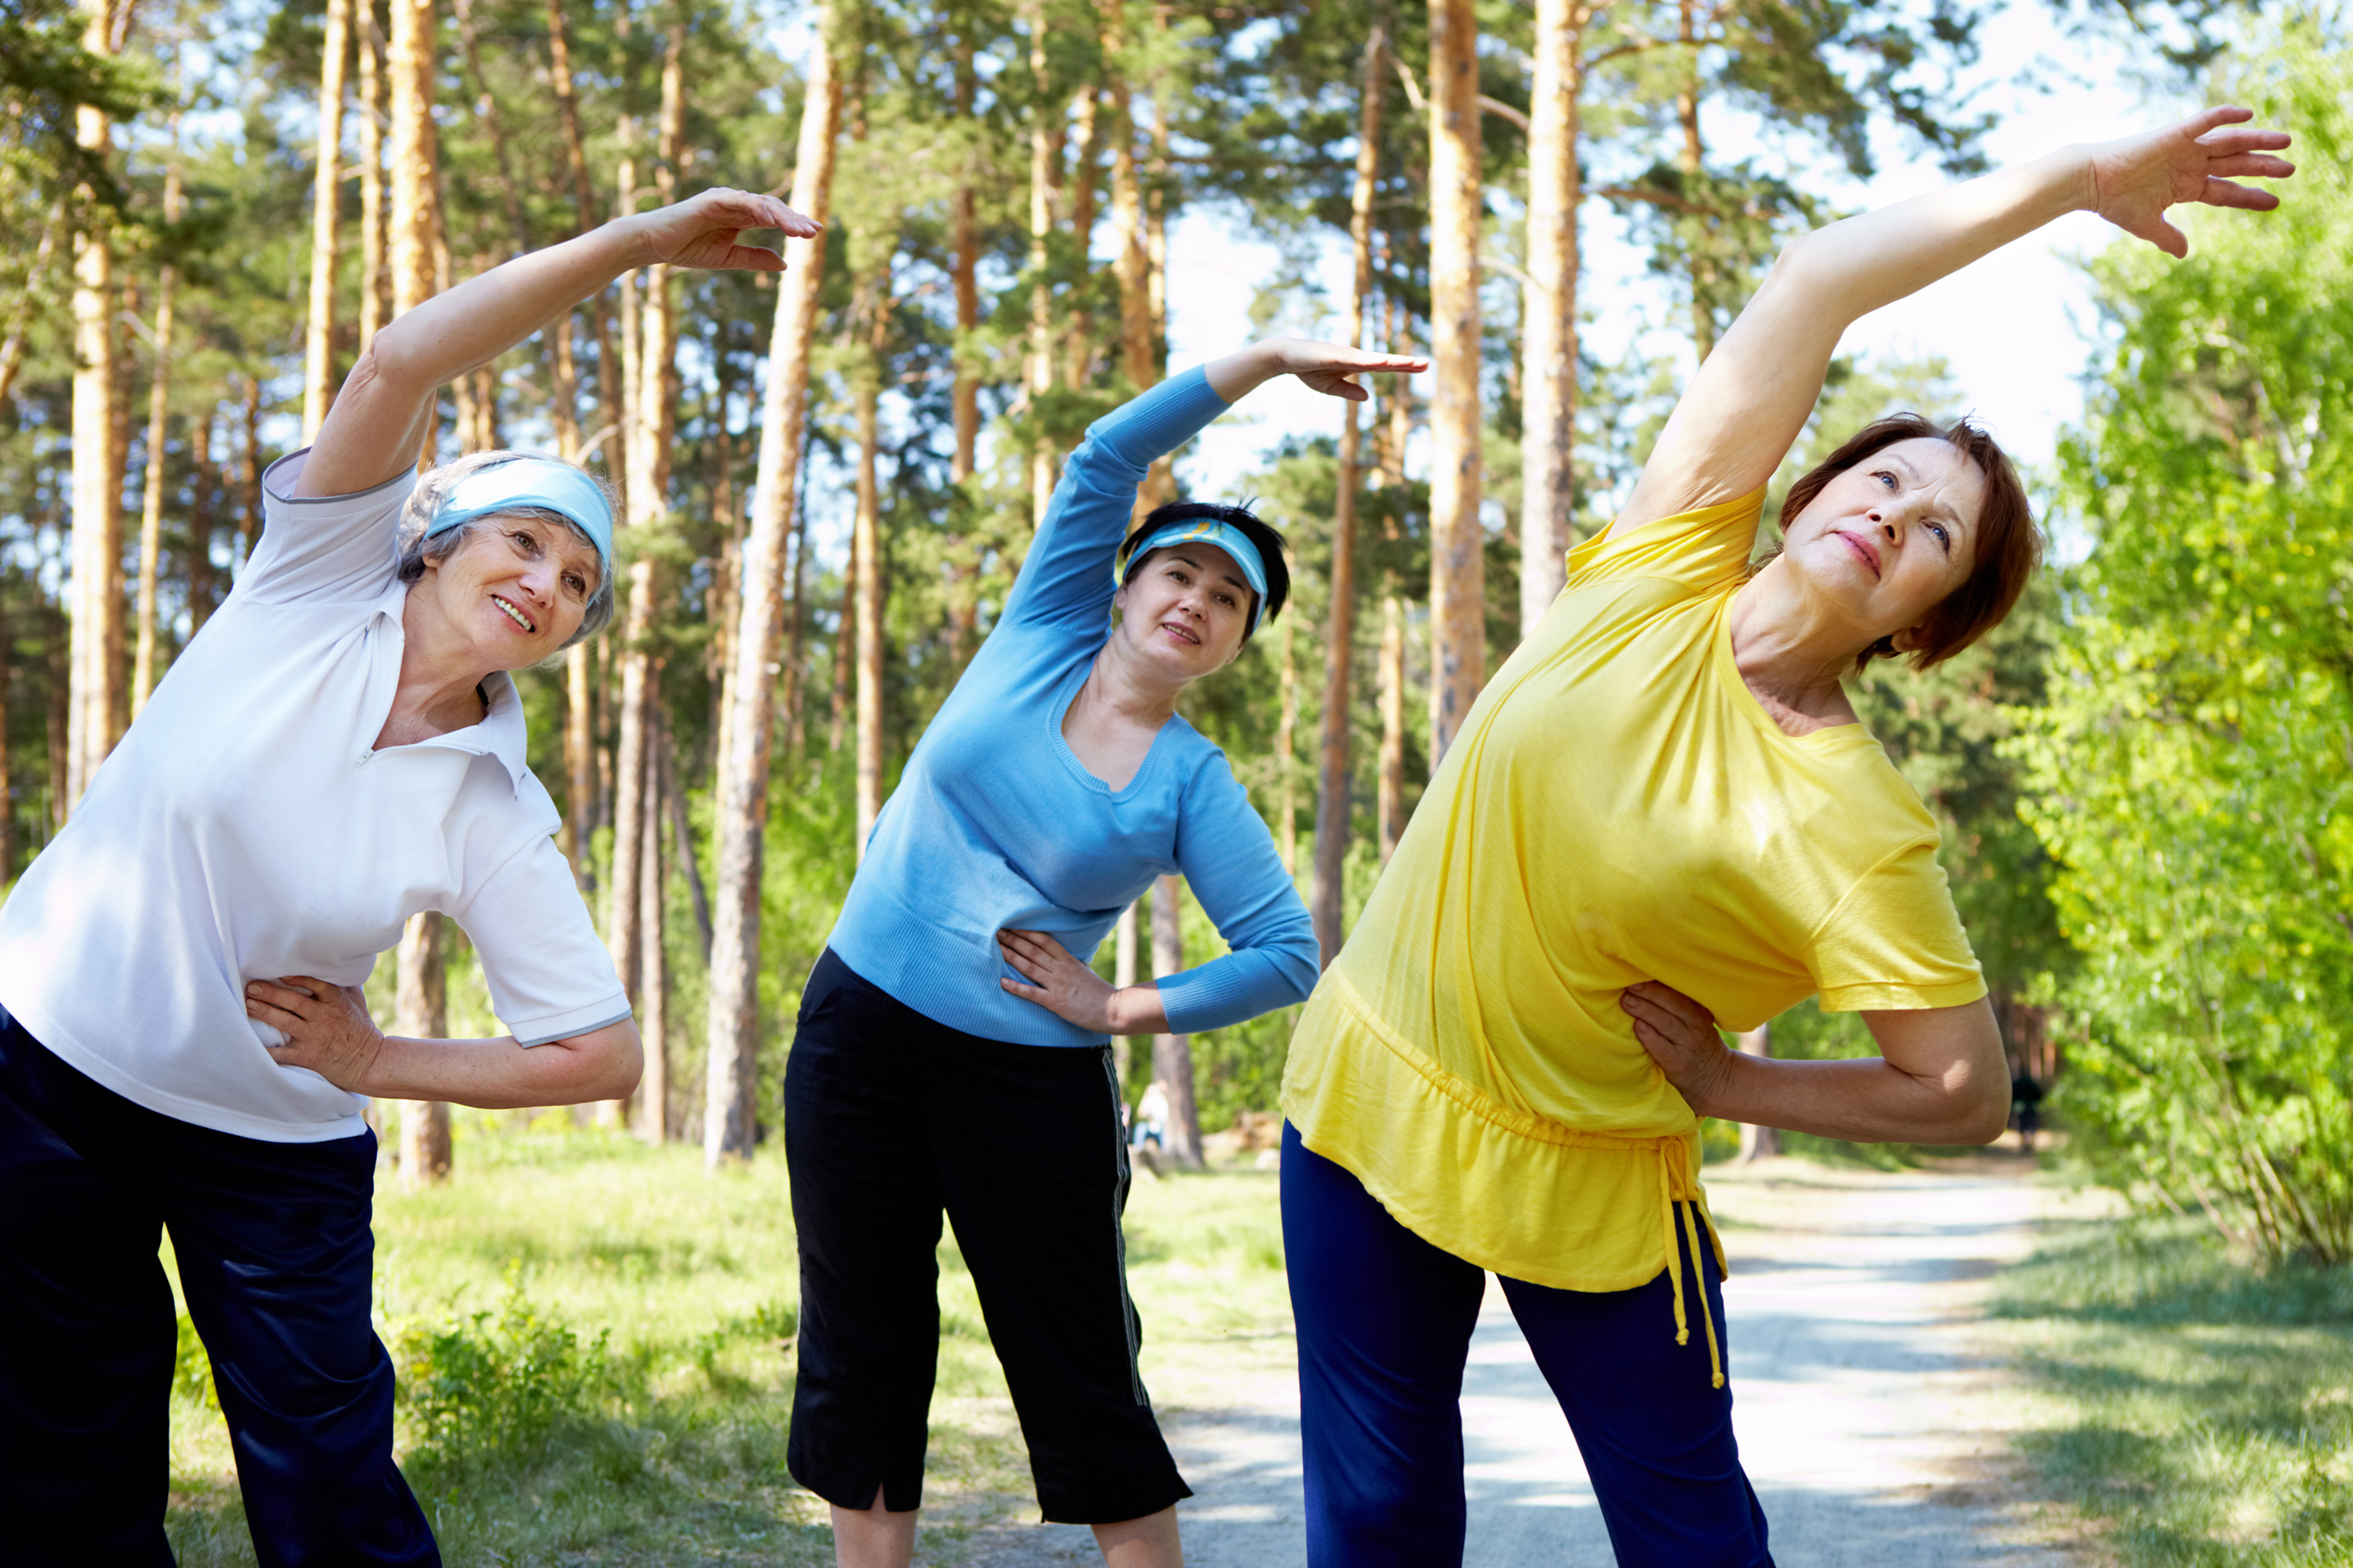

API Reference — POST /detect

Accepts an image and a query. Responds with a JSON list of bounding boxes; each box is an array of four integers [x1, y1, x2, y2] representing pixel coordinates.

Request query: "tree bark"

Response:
[[133, 154, 182, 720], [1062, 83, 1100, 389], [636, 704, 669, 1142], [1377, 591, 1405, 864], [852, 275, 890, 853], [1024, 0, 1062, 530], [387, 0, 437, 331], [1275, 612, 1296, 875], [1519, 0, 1585, 637], [1678, 0, 1713, 362], [544, 0, 626, 492], [704, 12, 842, 1167], [1113, 899, 1137, 1096], [354, 9, 388, 358], [0, 595, 14, 880], [1311, 26, 1384, 966], [186, 413, 217, 633], [1149, 875, 1203, 1167], [66, 0, 121, 816], [1735, 1023, 1779, 1162], [303, 0, 351, 441], [394, 910, 453, 1185], [1426, 0, 1484, 764], [604, 11, 685, 1122], [239, 375, 263, 560]]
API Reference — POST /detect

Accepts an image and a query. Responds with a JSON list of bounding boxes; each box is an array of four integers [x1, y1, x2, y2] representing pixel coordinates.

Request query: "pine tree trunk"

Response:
[[1311, 27, 1385, 965], [704, 12, 842, 1167], [186, 414, 217, 633], [1062, 83, 1100, 388], [1138, 55, 1175, 511], [852, 278, 890, 854], [1113, 899, 1137, 1095], [636, 702, 669, 1142], [1275, 614, 1296, 875], [303, 0, 351, 441], [566, 643, 594, 877], [66, 0, 120, 817], [1677, 0, 1713, 362], [387, 0, 437, 330], [133, 159, 181, 719], [1377, 591, 1405, 864], [544, 0, 626, 492], [1426, 0, 1484, 764], [239, 375, 263, 561], [0, 596, 14, 880], [1149, 875, 1203, 1168], [356, 10, 389, 356], [394, 910, 453, 1184], [1519, 0, 1584, 637], [1025, 0, 1062, 530]]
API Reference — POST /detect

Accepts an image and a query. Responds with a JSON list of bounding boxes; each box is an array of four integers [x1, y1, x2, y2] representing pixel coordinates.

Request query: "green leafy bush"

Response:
[[391, 1265, 611, 1478], [2010, 18, 2353, 1265]]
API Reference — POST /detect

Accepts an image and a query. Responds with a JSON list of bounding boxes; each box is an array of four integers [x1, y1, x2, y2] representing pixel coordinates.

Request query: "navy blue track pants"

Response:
[[0, 1008, 437, 1567], [1282, 1122, 1772, 1567]]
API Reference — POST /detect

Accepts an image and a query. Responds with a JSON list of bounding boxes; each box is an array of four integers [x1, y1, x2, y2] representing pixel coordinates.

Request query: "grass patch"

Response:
[[1990, 1213, 2353, 1567], [160, 1129, 1295, 1566]]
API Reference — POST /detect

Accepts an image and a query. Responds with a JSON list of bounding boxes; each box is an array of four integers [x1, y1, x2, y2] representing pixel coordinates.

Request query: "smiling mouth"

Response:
[[1160, 620, 1200, 647], [491, 594, 539, 634], [1834, 530, 1883, 579]]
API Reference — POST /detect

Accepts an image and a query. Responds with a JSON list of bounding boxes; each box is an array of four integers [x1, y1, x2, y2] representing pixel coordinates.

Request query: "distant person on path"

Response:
[[787, 341, 1420, 1568], [2010, 1065, 2046, 1152], [1279, 109, 2292, 1568], [0, 188, 817, 1567]]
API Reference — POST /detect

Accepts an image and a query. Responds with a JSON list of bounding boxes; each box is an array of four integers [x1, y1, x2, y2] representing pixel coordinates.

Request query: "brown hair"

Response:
[[1776, 414, 2040, 672]]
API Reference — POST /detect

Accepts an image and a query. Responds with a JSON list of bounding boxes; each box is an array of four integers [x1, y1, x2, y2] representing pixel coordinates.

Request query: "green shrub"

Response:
[[391, 1265, 611, 1477]]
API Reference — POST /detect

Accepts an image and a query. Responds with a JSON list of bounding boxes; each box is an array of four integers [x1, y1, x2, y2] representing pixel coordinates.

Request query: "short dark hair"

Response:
[[1119, 501, 1291, 640], [1778, 414, 2040, 672]]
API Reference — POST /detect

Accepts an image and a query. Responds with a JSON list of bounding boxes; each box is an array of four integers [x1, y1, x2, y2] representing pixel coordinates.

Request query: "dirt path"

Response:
[[961, 1155, 2082, 1567]]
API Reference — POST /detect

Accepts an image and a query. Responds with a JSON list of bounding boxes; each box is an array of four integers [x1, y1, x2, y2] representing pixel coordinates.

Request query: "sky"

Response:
[[1162, 2, 2186, 508]]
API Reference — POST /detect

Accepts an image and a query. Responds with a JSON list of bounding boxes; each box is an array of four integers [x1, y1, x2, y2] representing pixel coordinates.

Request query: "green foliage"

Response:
[[392, 1263, 612, 1478], [2010, 18, 2353, 1264], [1991, 1213, 2353, 1566]]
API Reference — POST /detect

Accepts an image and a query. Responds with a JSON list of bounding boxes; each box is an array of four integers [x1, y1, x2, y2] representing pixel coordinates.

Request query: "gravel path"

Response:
[[962, 1156, 2079, 1567]]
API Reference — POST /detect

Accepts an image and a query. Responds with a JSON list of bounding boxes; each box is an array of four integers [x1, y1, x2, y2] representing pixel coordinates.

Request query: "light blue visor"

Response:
[[425, 458, 615, 581], [1113, 519, 1269, 633]]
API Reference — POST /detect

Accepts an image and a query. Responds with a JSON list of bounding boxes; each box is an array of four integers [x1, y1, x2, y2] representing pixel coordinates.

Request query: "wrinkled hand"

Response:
[[631, 187, 823, 273], [1621, 980, 1733, 1116], [2087, 106, 2293, 258], [1265, 338, 1429, 402], [246, 976, 385, 1093], [998, 928, 1123, 1033]]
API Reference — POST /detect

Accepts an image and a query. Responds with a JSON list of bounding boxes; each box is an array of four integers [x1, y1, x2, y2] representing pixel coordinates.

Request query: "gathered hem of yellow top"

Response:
[[1281, 969, 1732, 1386]]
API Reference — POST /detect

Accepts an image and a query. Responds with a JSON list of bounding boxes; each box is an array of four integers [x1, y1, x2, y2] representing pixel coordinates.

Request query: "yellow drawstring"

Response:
[[1658, 1143, 1725, 1389], [1659, 1148, 1689, 1348], [1682, 1198, 1726, 1389]]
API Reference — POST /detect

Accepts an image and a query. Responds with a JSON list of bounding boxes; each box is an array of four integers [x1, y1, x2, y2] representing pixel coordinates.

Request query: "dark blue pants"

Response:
[[1283, 1123, 1772, 1567], [0, 1008, 438, 1567]]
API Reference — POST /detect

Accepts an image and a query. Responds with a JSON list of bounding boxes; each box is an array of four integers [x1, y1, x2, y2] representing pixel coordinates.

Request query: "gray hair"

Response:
[[394, 449, 618, 651]]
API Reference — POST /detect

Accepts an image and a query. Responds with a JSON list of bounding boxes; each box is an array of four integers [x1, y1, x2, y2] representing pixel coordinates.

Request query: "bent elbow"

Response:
[[602, 1033, 646, 1102], [1957, 1082, 2010, 1146]]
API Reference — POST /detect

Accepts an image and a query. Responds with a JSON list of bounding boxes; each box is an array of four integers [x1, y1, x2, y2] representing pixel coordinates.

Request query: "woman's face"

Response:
[[418, 515, 601, 669], [1112, 543, 1257, 680], [1779, 438, 1986, 653]]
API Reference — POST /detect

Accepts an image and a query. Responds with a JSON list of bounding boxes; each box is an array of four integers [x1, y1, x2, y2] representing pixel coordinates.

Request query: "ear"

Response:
[[1112, 581, 1130, 613], [1888, 621, 1930, 654]]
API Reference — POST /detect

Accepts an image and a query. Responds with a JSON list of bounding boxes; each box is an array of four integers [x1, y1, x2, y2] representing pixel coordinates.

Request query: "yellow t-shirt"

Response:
[[1282, 490, 1985, 1296]]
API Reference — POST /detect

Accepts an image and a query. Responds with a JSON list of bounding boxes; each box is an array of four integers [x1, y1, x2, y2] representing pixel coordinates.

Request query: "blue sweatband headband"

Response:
[[425, 458, 616, 579], [1113, 519, 1270, 634]]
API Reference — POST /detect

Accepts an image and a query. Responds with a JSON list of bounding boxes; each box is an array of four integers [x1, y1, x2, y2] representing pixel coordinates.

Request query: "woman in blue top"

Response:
[[788, 338, 1422, 1568]]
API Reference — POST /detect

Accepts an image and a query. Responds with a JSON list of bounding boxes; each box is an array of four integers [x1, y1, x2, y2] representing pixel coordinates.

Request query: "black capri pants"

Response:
[[784, 951, 1191, 1525]]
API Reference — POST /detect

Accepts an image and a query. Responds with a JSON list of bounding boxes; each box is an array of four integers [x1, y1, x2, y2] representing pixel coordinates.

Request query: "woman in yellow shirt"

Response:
[[1279, 109, 2292, 1567]]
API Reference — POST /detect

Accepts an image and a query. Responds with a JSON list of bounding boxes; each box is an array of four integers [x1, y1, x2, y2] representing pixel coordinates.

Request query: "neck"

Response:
[[1086, 633, 1189, 728], [390, 586, 499, 739], [1726, 559, 1869, 720]]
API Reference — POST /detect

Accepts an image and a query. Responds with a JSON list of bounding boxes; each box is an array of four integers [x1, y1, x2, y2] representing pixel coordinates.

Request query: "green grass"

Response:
[[1990, 1213, 2353, 1567], [161, 1127, 1294, 1567]]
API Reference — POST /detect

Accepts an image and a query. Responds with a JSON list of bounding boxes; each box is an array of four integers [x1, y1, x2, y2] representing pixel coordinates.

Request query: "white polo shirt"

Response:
[[0, 451, 629, 1143]]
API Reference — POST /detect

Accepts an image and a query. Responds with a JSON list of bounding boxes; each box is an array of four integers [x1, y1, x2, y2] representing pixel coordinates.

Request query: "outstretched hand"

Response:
[[632, 187, 824, 273], [2088, 106, 2293, 258], [1621, 980, 1733, 1116], [1204, 338, 1429, 405], [246, 975, 385, 1093]]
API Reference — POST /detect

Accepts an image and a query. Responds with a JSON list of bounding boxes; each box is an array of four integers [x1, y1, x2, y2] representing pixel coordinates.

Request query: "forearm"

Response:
[[1778, 147, 2090, 331], [1106, 985, 1170, 1036], [369, 219, 651, 396], [356, 1021, 642, 1108], [1201, 342, 1289, 403], [1686, 1052, 2008, 1146]]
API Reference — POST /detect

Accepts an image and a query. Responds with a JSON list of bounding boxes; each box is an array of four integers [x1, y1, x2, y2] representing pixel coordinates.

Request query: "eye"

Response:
[[1872, 470, 1899, 490], [1215, 591, 1237, 608], [564, 573, 586, 596], [511, 529, 540, 554], [1928, 522, 1951, 554]]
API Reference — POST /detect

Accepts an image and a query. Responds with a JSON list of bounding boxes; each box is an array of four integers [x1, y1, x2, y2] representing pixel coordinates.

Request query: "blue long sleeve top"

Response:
[[825, 366, 1320, 1047]]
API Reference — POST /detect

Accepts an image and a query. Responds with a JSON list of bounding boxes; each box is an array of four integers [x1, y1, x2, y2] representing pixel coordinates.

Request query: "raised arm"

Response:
[[298, 188, 820, 499], [1610, 107, 2293, 537]]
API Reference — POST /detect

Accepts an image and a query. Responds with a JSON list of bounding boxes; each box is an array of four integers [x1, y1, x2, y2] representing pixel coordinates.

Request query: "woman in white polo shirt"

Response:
[[0, 187, 818, 1567]]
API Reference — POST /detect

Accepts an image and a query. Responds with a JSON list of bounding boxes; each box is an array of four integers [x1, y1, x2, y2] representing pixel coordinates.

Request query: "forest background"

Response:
[[0, 0, 2346, 1271]]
